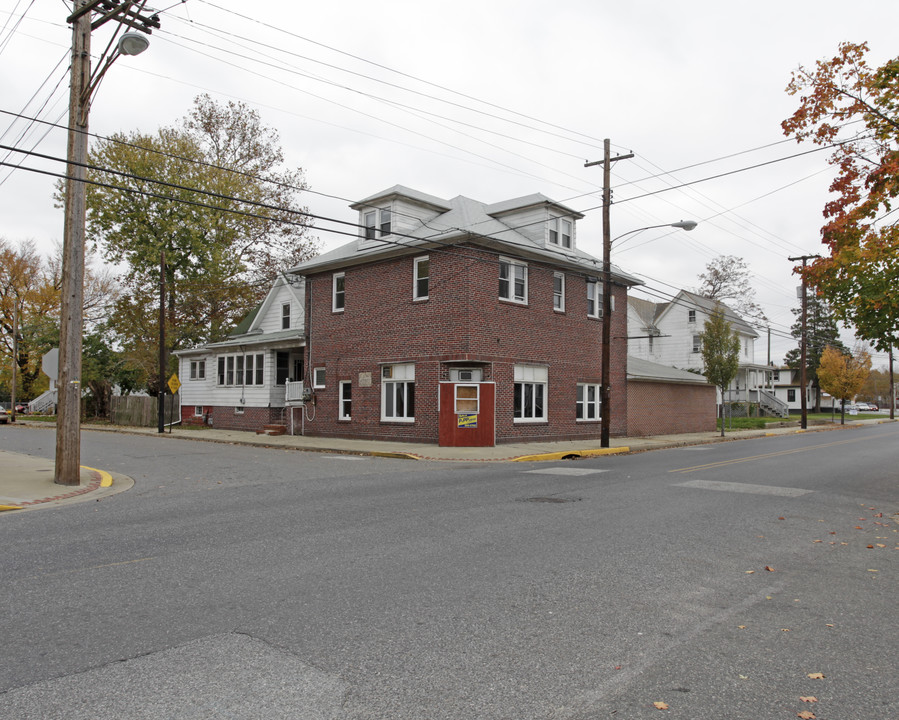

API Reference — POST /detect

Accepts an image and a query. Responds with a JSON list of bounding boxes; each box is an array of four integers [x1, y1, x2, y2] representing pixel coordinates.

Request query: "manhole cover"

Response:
[[519, 496, 581, 503]]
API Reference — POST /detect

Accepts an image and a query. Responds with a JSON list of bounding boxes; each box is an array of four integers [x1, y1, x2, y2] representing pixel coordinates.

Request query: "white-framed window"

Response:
[[514, 365, 547, 422], [234, 406, 245, 415], [414, 256, 429, 300], [282, 302, 291, 330], [744, 338, 750, 357], [548, 217, 572, 248], [363, 211, 377, 240], [499, 258, 527, 304], [189, 360, 205, 380], [587, 280, 602, 318], [553, 272, 565, 312], [313, 366, 326, 388], [688, 309, 696, 323], [382, 363, 415, 422], [339, 380, 352, 420], [379, 208, 391, 236], [194, 405, 204, 417], [576, 383, 601, 421], [333, 272, 345, 312], [693, 335, 702, 353], [455, 384, 479, 414], [788, 388, 796, 403], [773, 370, 780, 382], [216, 354, 264, 386]]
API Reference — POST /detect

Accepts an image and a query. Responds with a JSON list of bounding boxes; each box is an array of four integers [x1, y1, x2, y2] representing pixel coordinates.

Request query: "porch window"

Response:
[[189, 360, 205, 380]]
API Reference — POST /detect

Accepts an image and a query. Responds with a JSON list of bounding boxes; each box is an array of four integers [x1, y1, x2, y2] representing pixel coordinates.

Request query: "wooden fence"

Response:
[[110, 394, 180, 427]]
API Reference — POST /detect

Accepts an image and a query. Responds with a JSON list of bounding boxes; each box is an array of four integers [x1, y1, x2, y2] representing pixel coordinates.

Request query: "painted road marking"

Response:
[[675, 479, 812, 497]]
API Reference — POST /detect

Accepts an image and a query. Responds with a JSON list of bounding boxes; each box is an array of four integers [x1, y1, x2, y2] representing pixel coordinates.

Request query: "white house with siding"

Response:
[[173, 274, 306, 430]]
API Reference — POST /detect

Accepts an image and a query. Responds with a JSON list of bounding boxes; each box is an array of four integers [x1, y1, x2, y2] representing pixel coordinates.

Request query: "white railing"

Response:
[[28, 389, 57, 414], [285, 380, 305, 404]]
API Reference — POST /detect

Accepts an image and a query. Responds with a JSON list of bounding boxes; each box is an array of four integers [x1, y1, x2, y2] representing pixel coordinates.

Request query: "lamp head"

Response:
[[117, 32, 150, 56], [672, 220, 698, 231]]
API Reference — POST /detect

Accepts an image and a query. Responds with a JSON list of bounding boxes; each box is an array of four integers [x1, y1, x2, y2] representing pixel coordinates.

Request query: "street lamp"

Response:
[[599, 219, 698, 448], [55, 3, 156, 486]]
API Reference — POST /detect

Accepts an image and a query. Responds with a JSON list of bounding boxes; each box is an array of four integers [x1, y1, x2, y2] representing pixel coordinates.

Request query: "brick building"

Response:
[[286, 185, 641, 446]]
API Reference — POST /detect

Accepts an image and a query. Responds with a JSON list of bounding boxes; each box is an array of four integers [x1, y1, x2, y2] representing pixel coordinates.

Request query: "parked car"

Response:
[[0, 408, 9, 424], [14, 403, 27, 414], [855, 402, 874, 411]]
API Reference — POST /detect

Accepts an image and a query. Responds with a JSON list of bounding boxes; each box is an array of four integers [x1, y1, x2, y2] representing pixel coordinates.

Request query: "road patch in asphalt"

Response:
[[523, 467, 610, 476]]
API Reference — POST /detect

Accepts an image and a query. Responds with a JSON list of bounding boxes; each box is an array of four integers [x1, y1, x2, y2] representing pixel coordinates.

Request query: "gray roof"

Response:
[[678, 291, 758, 338], [173, 329, 305, 356], [290, 190, 641, 285], [627, 356, 711, 385]]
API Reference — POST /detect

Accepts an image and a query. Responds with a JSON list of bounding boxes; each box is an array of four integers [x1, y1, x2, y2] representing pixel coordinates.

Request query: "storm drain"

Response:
[[519, 496, 582, 504]]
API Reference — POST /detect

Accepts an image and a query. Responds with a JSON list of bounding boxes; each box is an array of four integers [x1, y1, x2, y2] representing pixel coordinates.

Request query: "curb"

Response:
[[512, 447, 630, 462]]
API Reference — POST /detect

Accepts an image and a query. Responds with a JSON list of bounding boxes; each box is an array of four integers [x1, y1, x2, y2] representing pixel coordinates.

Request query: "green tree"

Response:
[[782, 42, 899, 353], [700, 304, 741, 436], [817, 344, 872, 424], [73, 95, 319, 393], [784, 295, 848, 411]]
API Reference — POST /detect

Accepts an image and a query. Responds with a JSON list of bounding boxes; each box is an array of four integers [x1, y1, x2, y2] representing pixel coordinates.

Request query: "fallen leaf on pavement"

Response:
[[807, 672, 825, 679], [797, 711, 816, 719], [653, 701, 669, 710], [765, 565, 775, 571], [800, 696, 818, 702], [745, 570, 755, 574], [778, 517, 786, 520]]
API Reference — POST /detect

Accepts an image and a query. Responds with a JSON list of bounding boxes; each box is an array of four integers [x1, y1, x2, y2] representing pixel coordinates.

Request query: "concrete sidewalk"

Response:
[[1, 417, 893, 511]]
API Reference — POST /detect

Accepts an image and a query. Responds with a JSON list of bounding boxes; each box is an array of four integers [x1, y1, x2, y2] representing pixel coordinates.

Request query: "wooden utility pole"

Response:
[[586, 139, 633, 447], [55, 2, 159, 485], [55, 1, 93, 485], [789, 255, 819, 430], [158, 250, 166, 434], [11, 300, 18, 423]]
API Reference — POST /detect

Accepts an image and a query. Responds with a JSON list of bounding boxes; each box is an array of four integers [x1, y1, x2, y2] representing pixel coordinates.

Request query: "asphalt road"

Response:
[[1, 424, 896, 719]]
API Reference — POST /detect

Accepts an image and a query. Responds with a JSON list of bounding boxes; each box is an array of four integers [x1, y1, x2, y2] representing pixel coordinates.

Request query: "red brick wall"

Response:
[[303, 245, 629, 444], [626, 381, 716, 437], [185, 405, 285, 432]]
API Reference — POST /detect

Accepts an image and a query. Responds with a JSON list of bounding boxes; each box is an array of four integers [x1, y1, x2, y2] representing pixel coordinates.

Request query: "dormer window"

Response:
[[548, 217, 572, 248], [363, 208, 391, 241]]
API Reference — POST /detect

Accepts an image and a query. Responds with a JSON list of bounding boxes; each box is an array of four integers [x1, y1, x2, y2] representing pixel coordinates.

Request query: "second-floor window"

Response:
[[692, 335, 702, 353], [363, 207, 391, 240], [499, 258, 527, 304], [587, 281, 602, 318], [553, 272, 565, 311], [688, 309, 696, 323], [414, 256, 429, 300], [281, 302, 290, 329], [333, 272, 345, 312]]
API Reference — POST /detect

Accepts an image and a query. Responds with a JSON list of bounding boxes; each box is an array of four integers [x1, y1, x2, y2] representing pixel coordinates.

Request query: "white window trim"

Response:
[[281, 302, 291, 330], [332, 272, 345, 312], [413, 255, 429, 300], [379, 207, 391, 237], [339, 380, 352, 420], [454, 384, 480, 415], [363, 210, 376, 241], [513, 365, 547, 423], [499, 257, 528, 304], [313, 366, 326, 389], [693, 335, 702, 353], [688, 309, 697, 323], [189, 359, 206, 381], [576, 383, 601, 422], [587, 281, 603, 319], [194, 405, 204, 417], [553, 272, 565, 312], [381, 363, 415, 422]]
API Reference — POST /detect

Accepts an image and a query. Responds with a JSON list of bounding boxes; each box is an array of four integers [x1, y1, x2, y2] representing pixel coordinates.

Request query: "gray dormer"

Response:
[[484, 193, 584, 252], [350, 185, 453, 248]]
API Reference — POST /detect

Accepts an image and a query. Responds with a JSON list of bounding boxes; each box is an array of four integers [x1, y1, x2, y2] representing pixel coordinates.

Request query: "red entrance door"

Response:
[[438, 382, 495, 447]]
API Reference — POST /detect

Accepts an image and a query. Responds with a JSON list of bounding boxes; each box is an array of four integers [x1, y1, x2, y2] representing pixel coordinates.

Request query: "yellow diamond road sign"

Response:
[[167, 373, 181, 394]]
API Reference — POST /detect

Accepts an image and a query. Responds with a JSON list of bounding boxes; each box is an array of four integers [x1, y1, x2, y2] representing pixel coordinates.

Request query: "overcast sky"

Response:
[[2, 1, 897, 365]]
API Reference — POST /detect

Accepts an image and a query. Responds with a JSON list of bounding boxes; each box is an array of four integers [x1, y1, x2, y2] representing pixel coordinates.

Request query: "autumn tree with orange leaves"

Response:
[[782, 42, 899, 353]]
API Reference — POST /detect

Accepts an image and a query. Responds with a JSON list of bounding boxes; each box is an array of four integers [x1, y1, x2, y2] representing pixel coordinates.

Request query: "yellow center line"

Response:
[[669, 433, 890, 474]]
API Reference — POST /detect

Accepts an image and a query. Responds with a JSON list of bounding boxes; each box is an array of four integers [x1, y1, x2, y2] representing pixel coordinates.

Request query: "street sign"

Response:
[[167, 373, 181, 394], [42, 348, 59, 380]]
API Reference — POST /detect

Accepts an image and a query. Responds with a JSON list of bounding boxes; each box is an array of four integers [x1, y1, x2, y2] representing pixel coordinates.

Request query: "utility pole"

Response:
[[586, 139, 633, 447], [55, 2, 158, 485], [789, 255, 819, 430], [158, 250, 166, 434], [11, 300, 18, 423]]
